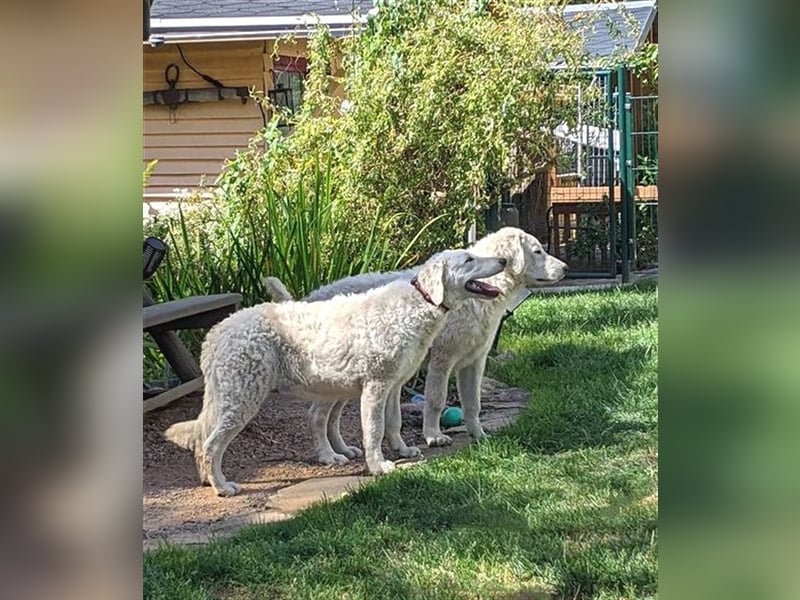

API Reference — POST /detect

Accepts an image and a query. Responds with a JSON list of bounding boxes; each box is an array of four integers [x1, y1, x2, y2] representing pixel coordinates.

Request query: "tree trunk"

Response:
[[512, 167, 553, 240]]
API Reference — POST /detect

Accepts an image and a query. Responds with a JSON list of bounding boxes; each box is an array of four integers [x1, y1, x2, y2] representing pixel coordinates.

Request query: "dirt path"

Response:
[[143, 377, 529, 550]]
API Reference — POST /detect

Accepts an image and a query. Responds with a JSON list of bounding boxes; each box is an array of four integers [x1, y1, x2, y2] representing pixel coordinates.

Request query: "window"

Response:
[[270, 56, 308, 114]]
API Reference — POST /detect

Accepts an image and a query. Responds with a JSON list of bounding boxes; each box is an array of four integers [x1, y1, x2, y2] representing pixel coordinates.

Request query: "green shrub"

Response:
[[330, 0, 587, 257], [233, 1, 590, 263]]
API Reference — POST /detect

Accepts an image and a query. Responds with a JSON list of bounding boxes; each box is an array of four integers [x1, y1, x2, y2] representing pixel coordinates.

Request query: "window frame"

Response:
[[271, 55, 309, 114]]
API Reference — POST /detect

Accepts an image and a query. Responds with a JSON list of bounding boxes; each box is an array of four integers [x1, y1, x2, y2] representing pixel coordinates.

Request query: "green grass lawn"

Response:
[[144, 282, 658, 600]]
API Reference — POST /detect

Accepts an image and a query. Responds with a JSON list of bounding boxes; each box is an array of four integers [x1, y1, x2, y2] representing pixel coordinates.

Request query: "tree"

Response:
[[228, 0, 589, 263], [331, 0, 587, 254]]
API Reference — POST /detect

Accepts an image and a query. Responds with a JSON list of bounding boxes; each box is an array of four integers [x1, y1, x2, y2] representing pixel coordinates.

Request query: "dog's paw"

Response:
[[319, 452, 350, 466], [341, 445, 363, 459], [467, 426, 488, 441], [464, 416, 486, 440], [425, 434, 453, 447], [366, 459, 396, 475], [370, 460, 396, 475], [397, 445, 422, 458], [214, 482, 242, 497]]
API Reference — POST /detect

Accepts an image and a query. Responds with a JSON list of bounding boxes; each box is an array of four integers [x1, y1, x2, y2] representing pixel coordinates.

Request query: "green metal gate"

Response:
[[547, 69, 617, 278], [618, 66, 658, 282], [547, 67, 658, 281]]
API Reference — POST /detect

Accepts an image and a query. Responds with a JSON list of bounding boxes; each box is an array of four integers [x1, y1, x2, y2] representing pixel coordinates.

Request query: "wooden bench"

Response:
[[143, 289, 242, 413]]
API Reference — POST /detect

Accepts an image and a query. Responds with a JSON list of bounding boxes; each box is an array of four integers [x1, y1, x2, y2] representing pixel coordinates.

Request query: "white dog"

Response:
[[264, 227, 568, 465], [165, 250, 507, 496]]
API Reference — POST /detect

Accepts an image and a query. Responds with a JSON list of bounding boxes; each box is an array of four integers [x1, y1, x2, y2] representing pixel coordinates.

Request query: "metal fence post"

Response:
[[624, 91, 636, 272], [617, 66, 633, 283], [606, 71, 617, 277]]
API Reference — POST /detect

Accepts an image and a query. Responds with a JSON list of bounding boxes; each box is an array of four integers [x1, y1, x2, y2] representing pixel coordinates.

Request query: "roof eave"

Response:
[[561, 0, 656, 14], [635, 5, 657, 50], [147, 27, 360, 45], [146, 12, 373, 44]]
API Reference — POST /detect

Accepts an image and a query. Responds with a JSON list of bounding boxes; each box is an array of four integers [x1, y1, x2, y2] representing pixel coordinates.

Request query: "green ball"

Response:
[[440, 406, 463, 428]]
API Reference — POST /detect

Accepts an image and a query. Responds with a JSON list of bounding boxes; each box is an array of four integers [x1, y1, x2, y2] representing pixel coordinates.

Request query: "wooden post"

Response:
[[143, 289, 201, 382]]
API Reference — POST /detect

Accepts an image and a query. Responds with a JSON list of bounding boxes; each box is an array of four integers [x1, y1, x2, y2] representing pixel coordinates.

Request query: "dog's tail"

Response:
[[262, 276, 295, 302], [164, 419, 201, 451]]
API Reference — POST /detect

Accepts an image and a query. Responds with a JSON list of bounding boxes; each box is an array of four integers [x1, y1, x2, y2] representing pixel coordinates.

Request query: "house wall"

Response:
[[144, 38, 326, 201]]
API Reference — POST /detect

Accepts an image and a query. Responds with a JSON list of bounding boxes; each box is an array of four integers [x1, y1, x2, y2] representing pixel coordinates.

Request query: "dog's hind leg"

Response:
[[310, 400, 351, 465], [384, 384, 421, 458], [360, 381, 395, 475], [195, 451, 211, 485], [203, 420, 249, 497], [328, 400, 363, 459], [457, 359, 488, 441], [422, 361, 454, 447], [201, 378, 266, 497]]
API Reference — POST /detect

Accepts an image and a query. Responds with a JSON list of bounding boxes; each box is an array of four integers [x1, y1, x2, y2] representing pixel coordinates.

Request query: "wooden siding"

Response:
[[143, 38, 347, 200], [144, 41, 265, 196], [144, 39, 309, 198]]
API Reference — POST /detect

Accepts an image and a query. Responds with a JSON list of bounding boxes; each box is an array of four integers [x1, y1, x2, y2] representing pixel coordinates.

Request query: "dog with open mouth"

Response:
[[165, 250, 507, 496], [263, 227, 568, 465]]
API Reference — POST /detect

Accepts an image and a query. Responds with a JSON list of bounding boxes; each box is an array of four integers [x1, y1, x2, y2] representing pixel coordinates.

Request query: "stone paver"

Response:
[[535, 268, 658, 295], [143, 509, 293, 550], [268, 475, 369, 513]]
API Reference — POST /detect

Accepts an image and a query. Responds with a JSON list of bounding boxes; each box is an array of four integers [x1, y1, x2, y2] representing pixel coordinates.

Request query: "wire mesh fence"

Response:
[[547, 71, 658, 276], [630, 94, 658, 269]]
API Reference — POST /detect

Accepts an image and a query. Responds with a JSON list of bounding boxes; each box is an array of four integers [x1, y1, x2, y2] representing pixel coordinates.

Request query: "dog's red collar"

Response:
[[410, 276, 449, 312]]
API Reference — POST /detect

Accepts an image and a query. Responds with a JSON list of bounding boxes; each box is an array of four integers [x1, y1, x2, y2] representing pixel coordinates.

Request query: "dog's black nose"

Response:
[[499, 258, 507, 267]]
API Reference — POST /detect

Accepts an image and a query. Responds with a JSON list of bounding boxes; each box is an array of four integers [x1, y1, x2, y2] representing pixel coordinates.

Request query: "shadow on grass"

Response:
[[493, 341, 657, 455], [144, 467, 656, 600]]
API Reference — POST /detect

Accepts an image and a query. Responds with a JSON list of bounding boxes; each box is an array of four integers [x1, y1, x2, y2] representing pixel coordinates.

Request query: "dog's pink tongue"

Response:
[[467, 280, 501, 298]]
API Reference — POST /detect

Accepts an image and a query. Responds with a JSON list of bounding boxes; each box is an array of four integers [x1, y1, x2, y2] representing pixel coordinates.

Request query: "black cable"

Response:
[[176, 43, 266, 128], [176, 44, 225, 88], [257, 99, 267, 129]]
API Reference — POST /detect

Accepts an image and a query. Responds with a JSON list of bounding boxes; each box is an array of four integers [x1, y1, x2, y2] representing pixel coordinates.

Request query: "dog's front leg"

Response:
[[384, 383, 422, 458], [457, 359, 488, 441], [360, 381, 395, 475], [423, 361, 454, 447]]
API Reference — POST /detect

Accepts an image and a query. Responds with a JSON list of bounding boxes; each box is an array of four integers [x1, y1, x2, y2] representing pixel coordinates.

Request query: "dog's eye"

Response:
[[535, 249, 543, 254], [465, 256, 474, 263]]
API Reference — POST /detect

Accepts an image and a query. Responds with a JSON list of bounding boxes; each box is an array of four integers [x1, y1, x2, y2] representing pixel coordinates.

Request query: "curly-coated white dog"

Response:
[[264, 227, 567, 464], [165, 250, 507, 496]]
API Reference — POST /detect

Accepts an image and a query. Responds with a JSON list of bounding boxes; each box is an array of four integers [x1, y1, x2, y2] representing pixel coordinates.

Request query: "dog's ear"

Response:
[[509, 235, 526, 276], [417, 259, 446, 306]]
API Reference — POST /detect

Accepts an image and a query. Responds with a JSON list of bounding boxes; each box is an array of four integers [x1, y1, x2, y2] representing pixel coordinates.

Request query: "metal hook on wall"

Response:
[[143, 59, 250, 118], [162, 63, 183, 123]]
